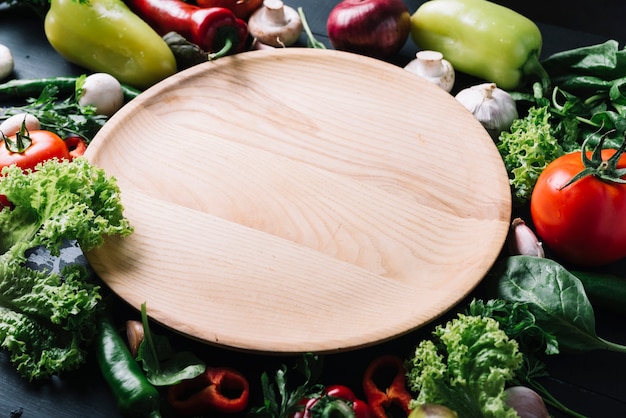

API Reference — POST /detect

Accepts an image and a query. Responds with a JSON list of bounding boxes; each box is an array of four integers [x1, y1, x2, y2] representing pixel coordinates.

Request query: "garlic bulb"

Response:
[[404, 50, 455, 92], [455, 82, 518, 140]]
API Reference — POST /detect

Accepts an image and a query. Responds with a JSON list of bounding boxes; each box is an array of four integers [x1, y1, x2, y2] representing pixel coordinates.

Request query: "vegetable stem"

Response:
[[522, 52, 551, 94], [297, 7, 326, 49], [140, 303, 161, 370], [598, 336, 626, 353], [527, 379, 587, 418], [208, 36, 234, 61]]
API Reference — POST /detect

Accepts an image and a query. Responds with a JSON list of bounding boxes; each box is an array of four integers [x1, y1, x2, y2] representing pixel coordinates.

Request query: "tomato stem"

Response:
[[2, 118, 33, 153], [560, 131, 626, 189]]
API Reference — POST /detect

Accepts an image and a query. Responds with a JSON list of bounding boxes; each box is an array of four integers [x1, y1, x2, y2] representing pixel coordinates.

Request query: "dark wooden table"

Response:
[[2, 1, 626, 417]]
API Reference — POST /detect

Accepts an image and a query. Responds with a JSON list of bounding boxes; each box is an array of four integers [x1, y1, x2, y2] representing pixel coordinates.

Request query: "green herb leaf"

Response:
[[1, 85, 107, 142], [250, 353, 324, 418], [136, 302, 206, 386]]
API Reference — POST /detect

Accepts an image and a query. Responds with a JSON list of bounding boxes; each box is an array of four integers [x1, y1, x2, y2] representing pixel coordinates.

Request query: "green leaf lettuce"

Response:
[[0, 157, 133, 380], [406, 314, 523, 417]]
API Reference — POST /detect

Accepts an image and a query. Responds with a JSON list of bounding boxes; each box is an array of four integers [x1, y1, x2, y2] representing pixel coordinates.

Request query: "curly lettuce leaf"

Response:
[[497, 106, 575, 205], [406, 314, 523, 418], [0, 264, 101, 380], [0, 157, 133, 380], [0, 157, 132, 258]]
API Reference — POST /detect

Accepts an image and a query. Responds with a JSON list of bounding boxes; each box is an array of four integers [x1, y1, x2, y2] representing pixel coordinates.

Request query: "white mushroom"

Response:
[[77, 73, 125, 117], [248, 0, 303, 48], [0, 113, 40, 138], [404, 50, 455, 92], [0, 43, 14, 80]]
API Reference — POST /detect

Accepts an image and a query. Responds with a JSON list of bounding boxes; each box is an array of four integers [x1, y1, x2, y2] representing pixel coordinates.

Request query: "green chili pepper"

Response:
[[43, 0, 177, 90], [409, 0, 549, 90], [95, 315, 162, 418], [0, 77, 141, 102]]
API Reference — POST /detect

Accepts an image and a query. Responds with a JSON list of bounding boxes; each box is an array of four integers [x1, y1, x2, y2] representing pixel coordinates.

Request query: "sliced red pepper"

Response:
[[195, 0, 263, 20], [127, 0, 248, 58], [64, 135, 87, 160], [294, 385, 374, 418], [362, 355, 413, 418], [167, 366, 250, 416]]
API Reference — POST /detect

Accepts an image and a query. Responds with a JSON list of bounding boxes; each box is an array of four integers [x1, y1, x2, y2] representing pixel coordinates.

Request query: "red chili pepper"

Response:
[[167, 366, 250, 416], [293, 384, 374, 418], [127, 0, 248, 57], [195, 0, 263, 20], [362, 355, 413, 418], [64, 135, 87, 160]]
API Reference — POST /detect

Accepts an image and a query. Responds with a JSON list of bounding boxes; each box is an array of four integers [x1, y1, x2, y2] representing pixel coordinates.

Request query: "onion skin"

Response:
[[326, 0, 411, 59], [125, 320, 145, 358], [504, 386, 549, 418]]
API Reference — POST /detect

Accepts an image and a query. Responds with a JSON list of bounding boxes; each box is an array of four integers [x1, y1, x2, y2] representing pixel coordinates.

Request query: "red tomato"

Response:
[[530, 147, 626, 267], [292, 385, 374, 418], [0, 129, 70, 172]]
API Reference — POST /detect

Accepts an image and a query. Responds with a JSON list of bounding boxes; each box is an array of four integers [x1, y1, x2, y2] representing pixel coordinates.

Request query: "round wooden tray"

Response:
[[84, 48, 511, 353]]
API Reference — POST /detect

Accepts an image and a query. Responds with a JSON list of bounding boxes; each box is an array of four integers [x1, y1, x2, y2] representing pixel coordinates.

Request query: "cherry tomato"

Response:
[[530, 146, 626, 267], [293, 385, 374, 418], [0, 129, 70, 172]]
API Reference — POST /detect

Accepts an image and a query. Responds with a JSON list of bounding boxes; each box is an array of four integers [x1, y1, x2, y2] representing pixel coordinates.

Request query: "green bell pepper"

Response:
[[44, 0, 177, 90], [409, 0, 549, 90]]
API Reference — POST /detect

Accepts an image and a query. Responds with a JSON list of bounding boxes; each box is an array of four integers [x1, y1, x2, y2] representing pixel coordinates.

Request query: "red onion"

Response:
[[326, 0, 411, 59], [504, 386, 549, 418]]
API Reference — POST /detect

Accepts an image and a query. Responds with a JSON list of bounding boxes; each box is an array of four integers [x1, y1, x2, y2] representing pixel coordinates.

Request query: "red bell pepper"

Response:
[[293, 385, 374, 418], [362, 355, 413, 418], [195, 0, 263, 20], [127, 0, 248, 58], [64, 135, 87, 160], [167, 366, 250, 416]]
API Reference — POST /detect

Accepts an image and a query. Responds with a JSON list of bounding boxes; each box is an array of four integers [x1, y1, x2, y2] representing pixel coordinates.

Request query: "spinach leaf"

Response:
[[542, 40, 624, 79], [508, 40, 626, 158], [490, 256, 626, 354]]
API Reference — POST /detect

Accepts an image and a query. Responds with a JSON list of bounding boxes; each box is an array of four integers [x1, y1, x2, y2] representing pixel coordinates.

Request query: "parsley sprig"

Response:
[[1, 82, 107, 142]]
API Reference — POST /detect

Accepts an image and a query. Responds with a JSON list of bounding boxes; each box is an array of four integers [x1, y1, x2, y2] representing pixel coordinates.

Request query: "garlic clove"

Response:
[[404, 50, 455, 92], [507, 217, 544, 258]]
